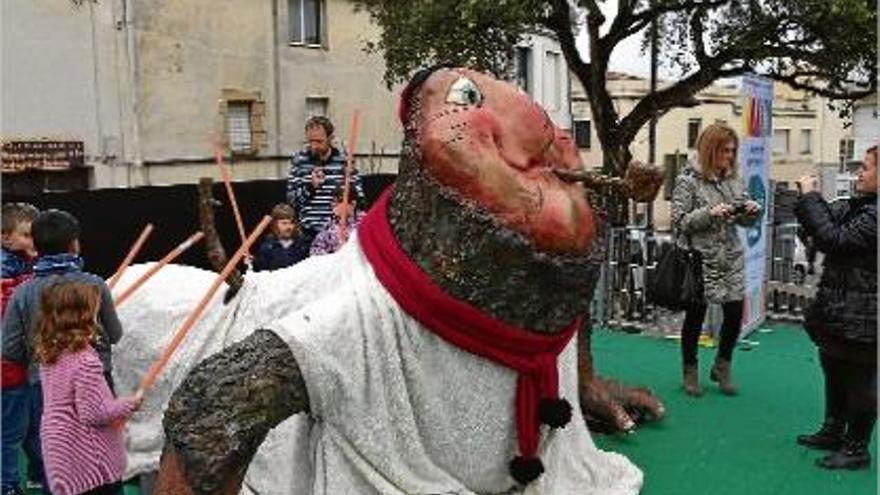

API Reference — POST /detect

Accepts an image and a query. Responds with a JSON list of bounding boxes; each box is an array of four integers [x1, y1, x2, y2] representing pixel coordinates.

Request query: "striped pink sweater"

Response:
[[40, 347, 137, 495]]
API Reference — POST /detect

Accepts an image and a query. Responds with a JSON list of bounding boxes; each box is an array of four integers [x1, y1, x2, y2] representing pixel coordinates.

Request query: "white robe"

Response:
[[114, 235, 642, 494]]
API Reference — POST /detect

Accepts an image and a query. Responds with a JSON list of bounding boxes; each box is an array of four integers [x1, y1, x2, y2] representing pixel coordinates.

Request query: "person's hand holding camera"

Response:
[[710, 203, 735, 218], [743, 200, 761, 215], [310, 168, 326, 190], [797, 174, 819, 194]]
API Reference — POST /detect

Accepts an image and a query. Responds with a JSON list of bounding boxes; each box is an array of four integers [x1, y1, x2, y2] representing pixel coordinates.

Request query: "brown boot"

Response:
[[710, 358, 737, 395], [682, 364, 702, 397]]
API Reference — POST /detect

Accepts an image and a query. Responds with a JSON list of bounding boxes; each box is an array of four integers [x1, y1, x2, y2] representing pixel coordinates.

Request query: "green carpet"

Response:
[[592, 323, 878, 495], [19, 324, 876, 495]]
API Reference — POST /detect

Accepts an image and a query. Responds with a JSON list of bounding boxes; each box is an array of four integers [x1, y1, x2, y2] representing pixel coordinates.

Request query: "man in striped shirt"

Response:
[[287, 116, 364, 243]]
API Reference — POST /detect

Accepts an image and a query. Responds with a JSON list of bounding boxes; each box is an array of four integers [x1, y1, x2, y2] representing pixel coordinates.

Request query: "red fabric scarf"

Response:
[[358, 187, 580, 461]]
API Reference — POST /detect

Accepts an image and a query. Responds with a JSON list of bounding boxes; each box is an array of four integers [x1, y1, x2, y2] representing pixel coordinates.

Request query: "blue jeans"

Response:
[[1, 383, 45, 492]]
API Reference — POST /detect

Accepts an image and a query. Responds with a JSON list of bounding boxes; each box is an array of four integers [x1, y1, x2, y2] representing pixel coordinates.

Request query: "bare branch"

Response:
[[197, 178, 244, 297], [617, 61, 748, 148], [768, 73, 875, 100], [630, 0, 731, 25], [605, 0, 732, 52], [582, 0, 605, 67], [604, 1, 636, 49], [689, 8, 707, 65], [546, 0, 591, 86]]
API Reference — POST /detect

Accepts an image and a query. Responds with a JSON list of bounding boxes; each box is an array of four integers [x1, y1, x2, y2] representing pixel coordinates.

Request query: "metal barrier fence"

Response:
[[594, 207, 817, 334]]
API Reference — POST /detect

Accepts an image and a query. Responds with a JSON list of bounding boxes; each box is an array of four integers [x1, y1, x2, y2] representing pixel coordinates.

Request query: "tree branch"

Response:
[[689, 8, 707, 65], [768, 73, 875, 100], [550, 0, 625, 170], [617, 61, 748, 150], [197, 178, 244, 298], [630, 0, 731, 25], [604, 1, 636, 50], [546, 0, 591, 84]]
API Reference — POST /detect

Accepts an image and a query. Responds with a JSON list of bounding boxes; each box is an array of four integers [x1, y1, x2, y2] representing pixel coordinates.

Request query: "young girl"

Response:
[[309, 183, 365, 256], [34, 282, 142, 495], [253, 203, 311, 271]]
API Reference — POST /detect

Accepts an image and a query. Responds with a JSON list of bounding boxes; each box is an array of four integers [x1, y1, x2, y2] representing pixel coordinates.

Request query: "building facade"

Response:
[[2, 0, 406, 195], [2, 0, 572, 197]]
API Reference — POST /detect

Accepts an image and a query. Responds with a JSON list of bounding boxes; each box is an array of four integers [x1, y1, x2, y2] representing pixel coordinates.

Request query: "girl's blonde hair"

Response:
[[34, 282, 100, 365], [697, 123, 739, 180]]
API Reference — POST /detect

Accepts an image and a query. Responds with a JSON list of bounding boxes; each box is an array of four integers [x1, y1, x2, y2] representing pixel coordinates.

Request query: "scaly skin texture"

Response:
[[156, 330, 307, 495], [156, 67, 664, 494]]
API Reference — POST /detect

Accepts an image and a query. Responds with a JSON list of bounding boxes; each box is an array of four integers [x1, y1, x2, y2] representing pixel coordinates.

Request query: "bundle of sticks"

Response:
[[553, 160, 664, 203]]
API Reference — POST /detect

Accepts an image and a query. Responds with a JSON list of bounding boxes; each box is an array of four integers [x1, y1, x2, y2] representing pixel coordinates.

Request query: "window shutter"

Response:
[[227, 102, 252, 152]]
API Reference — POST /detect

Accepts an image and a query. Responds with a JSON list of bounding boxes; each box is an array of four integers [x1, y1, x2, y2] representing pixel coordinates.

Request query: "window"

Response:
[[799, 129, 812, 155], [543, 51, 561, 111], [773, 129, 790, 155], [573, 120, 591, 149], [289, 0, 323, 45], [839, 138, 855, 164], [220, 89, 267, 155], [663, 152, 688, 200], [226, 102, 252, 153], [515, 47, 532, 95], [305, 96, 328, 119], [687, 119, 701, 149]]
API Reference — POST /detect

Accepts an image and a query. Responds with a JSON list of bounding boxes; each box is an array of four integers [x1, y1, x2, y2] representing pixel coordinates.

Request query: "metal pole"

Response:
[[647, 3, 658, 231], [643, 1, 660, 322]]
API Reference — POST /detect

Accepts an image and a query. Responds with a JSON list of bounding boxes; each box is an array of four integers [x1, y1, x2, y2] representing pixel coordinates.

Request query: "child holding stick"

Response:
[[2, 210, 125, 494], [35, 282, 142, 495]]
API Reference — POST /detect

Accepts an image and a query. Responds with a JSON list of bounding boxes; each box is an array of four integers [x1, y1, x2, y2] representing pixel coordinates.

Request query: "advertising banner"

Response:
[[739, 74, 773, 335]]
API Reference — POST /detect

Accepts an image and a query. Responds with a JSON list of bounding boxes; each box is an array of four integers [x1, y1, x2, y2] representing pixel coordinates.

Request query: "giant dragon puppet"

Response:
[[114, 67, 665, 494]]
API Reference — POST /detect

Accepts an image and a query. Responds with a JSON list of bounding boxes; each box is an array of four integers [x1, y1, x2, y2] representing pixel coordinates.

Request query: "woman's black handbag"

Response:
[[648, 243, 704, 311]]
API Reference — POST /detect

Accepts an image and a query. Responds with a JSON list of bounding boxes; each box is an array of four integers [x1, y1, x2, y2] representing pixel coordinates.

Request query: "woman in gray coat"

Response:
[[671, 123, 761, 396]]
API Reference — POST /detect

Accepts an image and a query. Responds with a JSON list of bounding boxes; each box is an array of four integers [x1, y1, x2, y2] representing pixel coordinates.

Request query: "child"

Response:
[[2, 210, 124, 494], [253, 203, 311, 271], [309, 183, 365, 256], [2, 203, 39, 313], [34, 282, 141, 495], [1, 203, 40, 495]]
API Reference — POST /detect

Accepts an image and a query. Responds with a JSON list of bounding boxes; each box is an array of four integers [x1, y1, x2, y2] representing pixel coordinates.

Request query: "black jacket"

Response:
[[795, 192, 877, 356], [253, 235, 311, 272]]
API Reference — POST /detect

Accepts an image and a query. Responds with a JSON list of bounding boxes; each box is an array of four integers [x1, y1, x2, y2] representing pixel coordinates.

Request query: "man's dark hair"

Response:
[[867, 145, 877, 160], [1, 203, 39, 235], [305, 116, 334, 137], [32, 209, 80, 255]]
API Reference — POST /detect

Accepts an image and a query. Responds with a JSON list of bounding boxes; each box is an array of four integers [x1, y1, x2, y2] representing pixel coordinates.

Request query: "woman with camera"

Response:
[[671, 123, 761, 397], [795, 145, 877, 470]]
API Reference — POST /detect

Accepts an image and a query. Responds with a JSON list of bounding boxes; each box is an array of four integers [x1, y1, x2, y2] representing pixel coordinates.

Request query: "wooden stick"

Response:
[[338, 109, 361, 248], [552, 161, 664, 203], [114, 231, 206, 307], [215, 148, 247, 246], [137, 215, 270, 394], [108, 224, 154, 290]]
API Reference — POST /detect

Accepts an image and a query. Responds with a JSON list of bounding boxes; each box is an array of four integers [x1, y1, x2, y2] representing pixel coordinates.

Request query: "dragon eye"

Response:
[[446, 77, 483, 106]]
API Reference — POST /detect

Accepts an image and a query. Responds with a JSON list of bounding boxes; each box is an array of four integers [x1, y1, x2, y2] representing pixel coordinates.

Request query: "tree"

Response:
[[352, 0, 877, 174]]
